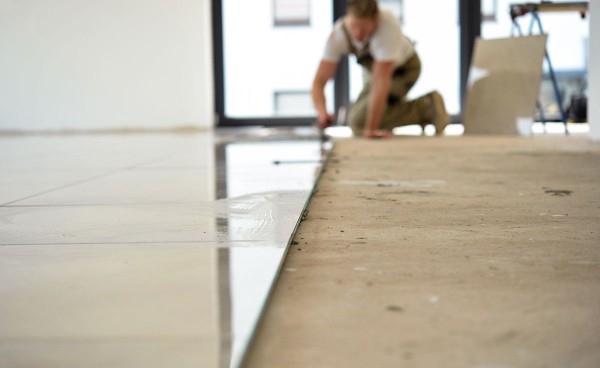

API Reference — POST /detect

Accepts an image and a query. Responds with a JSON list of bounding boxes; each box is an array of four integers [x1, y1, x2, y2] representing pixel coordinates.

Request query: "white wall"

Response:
[[0, 0, 214, 132], [590, 0, 600, 141]]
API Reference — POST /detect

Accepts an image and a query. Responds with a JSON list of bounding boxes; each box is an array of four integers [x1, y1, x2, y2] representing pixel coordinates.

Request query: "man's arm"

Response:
[[364, 60, 395, 137], [311, 60, 338, 129]]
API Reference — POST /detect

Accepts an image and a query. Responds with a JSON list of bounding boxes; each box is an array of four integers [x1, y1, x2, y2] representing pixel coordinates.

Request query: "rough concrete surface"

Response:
[[244, 135, 600, 368]]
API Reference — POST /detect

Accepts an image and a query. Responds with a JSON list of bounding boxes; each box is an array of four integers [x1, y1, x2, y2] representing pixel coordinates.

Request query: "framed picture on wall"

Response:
[[274, 0, 311, 26]]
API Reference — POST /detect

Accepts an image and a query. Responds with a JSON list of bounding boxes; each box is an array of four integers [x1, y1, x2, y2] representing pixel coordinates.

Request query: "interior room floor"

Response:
[[1, 124, 597, 368], [0, 127, 326, 368]]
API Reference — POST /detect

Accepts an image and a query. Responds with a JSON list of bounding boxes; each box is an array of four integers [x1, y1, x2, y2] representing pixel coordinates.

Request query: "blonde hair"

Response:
[[347, 0, 379, 19]]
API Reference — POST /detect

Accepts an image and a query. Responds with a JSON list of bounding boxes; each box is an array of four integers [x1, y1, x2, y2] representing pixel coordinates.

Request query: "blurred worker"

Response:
[[311, 0, 450, 138]]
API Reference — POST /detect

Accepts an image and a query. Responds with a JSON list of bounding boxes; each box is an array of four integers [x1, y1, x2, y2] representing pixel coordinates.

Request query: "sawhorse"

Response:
[[510, 1, 589, 135]]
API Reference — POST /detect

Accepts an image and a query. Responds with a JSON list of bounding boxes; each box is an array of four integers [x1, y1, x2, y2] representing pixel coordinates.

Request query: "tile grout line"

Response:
[[1, 202, 231, 208], [0, 240, 286, 247], [0, 154, 176, 206]]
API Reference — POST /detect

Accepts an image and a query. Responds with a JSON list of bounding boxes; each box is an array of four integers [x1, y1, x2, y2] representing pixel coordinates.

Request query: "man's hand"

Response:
[[317, 113, 336, 129], [312, 61, 338, 130], [364, 129, 392, 139]]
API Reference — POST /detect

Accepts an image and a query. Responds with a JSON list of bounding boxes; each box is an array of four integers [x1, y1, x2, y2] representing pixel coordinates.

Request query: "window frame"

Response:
[[211, 0, 480, 127]]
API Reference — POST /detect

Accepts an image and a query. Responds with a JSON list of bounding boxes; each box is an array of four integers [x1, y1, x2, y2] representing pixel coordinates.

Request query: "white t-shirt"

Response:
[[322, 10, 415, 68]]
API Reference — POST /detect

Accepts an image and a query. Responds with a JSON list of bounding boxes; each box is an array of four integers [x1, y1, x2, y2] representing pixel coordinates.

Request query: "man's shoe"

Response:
[[428, 91, 450, 136]]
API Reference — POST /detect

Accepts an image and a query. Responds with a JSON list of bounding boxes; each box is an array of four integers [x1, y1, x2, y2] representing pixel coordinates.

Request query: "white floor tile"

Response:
[[9, 168, 216, 206], [0, 129, 325, 367]]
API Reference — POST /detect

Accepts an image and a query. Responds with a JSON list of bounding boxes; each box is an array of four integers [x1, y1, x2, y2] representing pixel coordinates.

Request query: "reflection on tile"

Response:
[[226, 141, 323, 197], [0, 191, 310, 245], [0, 129, 326, 368]]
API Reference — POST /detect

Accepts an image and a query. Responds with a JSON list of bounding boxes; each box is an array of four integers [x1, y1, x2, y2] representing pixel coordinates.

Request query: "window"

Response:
[[213, 0, 485, 126], [481, 0, 497, 22], [274, 0, 311, 26], [215, 0, 334, 125]]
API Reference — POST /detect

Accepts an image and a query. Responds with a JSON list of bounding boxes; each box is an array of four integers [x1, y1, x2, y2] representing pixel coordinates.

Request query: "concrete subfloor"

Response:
[[245, 135, 600, 368]]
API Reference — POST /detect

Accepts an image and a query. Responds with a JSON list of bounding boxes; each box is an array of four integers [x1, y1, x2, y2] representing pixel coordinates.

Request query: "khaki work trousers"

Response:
[[348, 53, 431, 136]]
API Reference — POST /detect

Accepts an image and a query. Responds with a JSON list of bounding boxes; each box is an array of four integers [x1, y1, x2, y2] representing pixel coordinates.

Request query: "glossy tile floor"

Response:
[[0, 127, 326, 368]]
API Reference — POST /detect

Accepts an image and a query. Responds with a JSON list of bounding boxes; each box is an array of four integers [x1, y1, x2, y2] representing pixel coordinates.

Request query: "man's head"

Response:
[[346, 0, 379, 42]]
